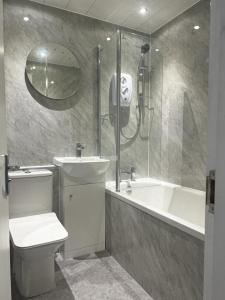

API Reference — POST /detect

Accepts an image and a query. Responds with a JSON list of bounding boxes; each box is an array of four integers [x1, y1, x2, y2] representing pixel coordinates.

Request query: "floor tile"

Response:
[[12, 252, 153, 300], [57, 251, 153, 300]]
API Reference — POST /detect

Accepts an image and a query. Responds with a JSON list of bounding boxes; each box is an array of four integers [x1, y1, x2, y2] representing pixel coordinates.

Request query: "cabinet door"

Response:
[[63, 182, 105, 257]]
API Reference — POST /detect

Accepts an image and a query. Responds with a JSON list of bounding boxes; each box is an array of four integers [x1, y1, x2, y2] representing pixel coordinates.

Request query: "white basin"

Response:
[[53, 156, 110, 178]]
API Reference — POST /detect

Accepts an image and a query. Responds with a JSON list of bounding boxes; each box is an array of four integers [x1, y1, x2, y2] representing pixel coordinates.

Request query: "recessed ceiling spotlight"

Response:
[[194, 25, 200, 30], [106, 37, 111, 41], [139, 7, 148, 15], [23, 16, 29, 22], [155, 48, 159, 52], [50, 80, 55, 84]]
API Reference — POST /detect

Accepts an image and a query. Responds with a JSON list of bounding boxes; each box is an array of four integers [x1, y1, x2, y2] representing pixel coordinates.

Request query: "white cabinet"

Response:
[[62, 182, 105, 258], [54, 156, 109, 259]]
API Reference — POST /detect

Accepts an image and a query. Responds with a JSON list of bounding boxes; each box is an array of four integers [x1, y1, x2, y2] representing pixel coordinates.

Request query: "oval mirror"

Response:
[[25, 43, 81, 100]]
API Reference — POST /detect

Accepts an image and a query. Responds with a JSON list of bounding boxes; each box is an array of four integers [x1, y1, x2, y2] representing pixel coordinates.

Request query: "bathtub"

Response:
[[106, 178, 205, 240]]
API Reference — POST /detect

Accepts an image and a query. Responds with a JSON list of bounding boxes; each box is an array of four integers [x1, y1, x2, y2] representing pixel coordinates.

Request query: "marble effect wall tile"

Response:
[[106, 193, 204, 300], [150, 0, 210, 190], [4, 0, 106, 211], [4, 0, 209, 190], [3, 0, 116, 166], [4, 0, 150, 182]]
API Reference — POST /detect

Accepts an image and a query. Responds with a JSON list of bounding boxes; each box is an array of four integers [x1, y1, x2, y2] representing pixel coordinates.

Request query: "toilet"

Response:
[[8, 169, 68, 298]]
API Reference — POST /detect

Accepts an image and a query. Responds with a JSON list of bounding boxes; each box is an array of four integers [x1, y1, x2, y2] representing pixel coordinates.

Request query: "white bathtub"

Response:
[[106, 178, 205, 240]]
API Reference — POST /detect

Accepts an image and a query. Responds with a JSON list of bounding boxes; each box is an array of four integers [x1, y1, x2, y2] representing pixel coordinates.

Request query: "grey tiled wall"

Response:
[[149, 0, 210, 190], [4, 0, 209, 192], [4, 0, 114, 166], [4, 0, 151, 182]]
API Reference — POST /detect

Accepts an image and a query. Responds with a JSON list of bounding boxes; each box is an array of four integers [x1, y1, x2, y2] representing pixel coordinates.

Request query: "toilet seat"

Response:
[[9, 213, 68, 249]]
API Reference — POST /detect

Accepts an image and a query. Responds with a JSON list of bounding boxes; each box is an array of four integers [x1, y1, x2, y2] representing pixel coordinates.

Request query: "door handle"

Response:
[[4, 155, 11, 196], [206, 170, 215, 214]]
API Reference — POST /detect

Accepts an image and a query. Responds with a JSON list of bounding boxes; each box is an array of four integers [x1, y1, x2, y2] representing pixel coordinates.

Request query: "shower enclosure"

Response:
[[97, 28, 160, 191], [97, 3, 209, 299]]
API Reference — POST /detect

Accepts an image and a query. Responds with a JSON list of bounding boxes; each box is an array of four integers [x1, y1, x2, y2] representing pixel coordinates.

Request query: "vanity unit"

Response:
[[54, 157, 110, 258]]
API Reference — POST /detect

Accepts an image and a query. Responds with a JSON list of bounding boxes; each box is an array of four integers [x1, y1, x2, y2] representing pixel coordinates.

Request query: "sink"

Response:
[[53, 156, 110, 178]]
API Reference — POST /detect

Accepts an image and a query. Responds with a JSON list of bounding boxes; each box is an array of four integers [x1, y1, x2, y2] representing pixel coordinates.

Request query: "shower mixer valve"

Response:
[[76, 143, 86, 157]]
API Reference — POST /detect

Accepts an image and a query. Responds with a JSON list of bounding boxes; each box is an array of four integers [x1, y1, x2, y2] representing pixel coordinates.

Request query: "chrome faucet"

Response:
[[126, 180, 132, 193], [8, 165, 20, 171], [130, 167, 136, 181], [121, 167, 136, 182], [76, 143, 86, 157]]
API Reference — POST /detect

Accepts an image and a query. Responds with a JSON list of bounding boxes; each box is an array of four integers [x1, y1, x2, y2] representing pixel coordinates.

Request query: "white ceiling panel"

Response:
[[29, 0, 200, 34], [138, 0, 201, 33], [107, 0, 142, 25], [44, 0, 70, 10], [87, 0, 124, 20], [66, 0, 95, 15], [122, 12, 148, 29]]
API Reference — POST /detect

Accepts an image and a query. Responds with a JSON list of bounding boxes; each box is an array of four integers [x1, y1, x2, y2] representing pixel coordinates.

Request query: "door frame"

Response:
[[0, 0, 11, 299], [204, 0, 225, 299]]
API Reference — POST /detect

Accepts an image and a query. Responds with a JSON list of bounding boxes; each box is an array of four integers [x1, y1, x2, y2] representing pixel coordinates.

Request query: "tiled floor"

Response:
[[12, 252, 153, 300]]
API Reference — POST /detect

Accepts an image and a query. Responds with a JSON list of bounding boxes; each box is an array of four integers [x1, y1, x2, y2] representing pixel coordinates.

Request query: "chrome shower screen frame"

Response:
[[116, 29, 121, 192]]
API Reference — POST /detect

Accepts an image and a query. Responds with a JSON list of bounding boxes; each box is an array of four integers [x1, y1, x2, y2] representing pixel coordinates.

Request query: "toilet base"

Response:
[[13, 243, 62, 298]]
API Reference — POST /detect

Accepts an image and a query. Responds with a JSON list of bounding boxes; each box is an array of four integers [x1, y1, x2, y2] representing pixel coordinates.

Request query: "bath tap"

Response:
[[121, 167, 136, 181], [76, 143, 86, 157], [130, 167, 136, 181], [126, 180, 132, 193]]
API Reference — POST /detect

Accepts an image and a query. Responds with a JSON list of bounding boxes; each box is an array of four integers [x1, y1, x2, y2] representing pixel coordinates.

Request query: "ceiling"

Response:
[[30, 0, 200, 34]]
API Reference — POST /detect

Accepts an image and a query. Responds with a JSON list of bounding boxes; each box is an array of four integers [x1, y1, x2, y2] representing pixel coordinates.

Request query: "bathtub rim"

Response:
[[106, 179, 205, 241]]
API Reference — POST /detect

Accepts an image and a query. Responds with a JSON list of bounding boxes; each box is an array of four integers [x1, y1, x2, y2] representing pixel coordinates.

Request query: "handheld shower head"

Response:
[[141, 43, 150, 54], [139, 43, 149, 71]]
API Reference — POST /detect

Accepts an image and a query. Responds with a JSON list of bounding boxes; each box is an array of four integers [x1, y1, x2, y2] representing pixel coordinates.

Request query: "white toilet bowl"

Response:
[[9, 212, 68, 298]]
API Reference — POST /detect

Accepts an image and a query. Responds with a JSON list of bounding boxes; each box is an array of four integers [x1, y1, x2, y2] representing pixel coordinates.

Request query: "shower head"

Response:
[[141, 43, 150, 54]]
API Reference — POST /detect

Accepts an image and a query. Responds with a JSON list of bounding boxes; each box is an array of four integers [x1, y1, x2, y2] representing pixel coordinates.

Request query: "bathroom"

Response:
[[1, 0, 225, 299]]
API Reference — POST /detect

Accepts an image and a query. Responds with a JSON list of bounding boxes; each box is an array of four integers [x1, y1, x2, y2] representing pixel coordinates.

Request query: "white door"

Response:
[[0, 0, 11, 299], [204, 0, 225, 299]]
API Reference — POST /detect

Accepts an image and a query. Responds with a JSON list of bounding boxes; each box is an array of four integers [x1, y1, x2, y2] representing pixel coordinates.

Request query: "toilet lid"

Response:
[[9, 213, 68, 249]]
